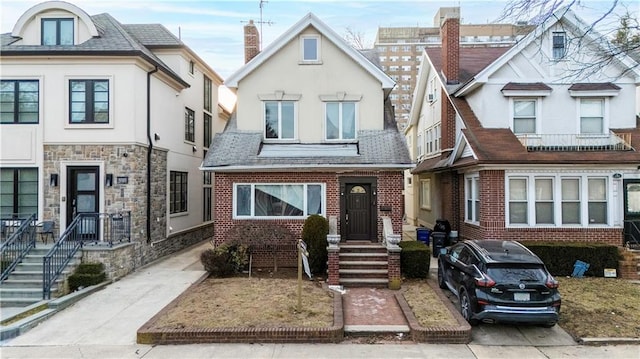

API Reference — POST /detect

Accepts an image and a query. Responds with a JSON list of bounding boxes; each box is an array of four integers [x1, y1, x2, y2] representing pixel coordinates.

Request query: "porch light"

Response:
[[105, 174, 113, 187], [50, 174, 58, 187]]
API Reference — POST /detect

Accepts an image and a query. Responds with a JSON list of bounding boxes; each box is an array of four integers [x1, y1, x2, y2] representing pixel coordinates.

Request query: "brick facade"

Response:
[[213, 171, 405, 266], [453, 169, 624, 245]]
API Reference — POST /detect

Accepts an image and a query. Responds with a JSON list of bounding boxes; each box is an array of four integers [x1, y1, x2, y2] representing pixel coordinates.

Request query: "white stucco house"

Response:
[[405, 8, 640, 248], [0, 1, 226, 273]]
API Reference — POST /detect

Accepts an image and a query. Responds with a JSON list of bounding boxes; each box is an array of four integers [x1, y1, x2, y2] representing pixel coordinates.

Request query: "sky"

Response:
[[1, 0, 637, 79]]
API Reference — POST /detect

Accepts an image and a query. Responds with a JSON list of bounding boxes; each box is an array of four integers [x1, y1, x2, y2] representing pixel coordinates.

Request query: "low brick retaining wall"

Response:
[[396, 279, 472, 343], [137, 275, 343, 344]]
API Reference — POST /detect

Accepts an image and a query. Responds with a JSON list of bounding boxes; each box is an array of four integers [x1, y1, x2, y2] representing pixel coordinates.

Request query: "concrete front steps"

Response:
[[0, 244, 81, 307], [339, 242, 388, 288]]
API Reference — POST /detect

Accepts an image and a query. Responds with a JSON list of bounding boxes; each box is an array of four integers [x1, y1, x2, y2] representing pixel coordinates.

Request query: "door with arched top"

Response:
[[341, 178, 377, 241]]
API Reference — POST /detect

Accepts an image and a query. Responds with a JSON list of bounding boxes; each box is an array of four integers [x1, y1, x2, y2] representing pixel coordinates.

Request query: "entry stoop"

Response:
[[339, 242, 388, 288]]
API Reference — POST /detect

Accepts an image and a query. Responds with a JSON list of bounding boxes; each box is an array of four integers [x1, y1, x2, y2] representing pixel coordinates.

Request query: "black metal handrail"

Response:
[[42, 211, 131, 299], [624, 220, 640, 248], [0, 214, 37, 282]]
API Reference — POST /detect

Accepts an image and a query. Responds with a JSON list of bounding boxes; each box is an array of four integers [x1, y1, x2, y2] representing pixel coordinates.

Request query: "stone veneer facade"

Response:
[[43, 144, 212, 278]]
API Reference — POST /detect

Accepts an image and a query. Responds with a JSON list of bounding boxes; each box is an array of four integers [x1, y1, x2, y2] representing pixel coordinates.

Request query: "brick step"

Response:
[[339, 260, 388, 270], [339, 253, 388, 261], [340, 245, 387, 255], [339, 269, 388, 279], [339, 278, 388, 288]]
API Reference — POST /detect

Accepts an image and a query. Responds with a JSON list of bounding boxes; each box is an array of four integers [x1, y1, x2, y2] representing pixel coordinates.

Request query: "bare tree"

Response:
[[498, 0, 639, 80], [343, 26, 371, 50]]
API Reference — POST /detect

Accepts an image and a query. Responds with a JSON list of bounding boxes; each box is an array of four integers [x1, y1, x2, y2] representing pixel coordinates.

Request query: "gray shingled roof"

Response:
[[1, 14, 188, 87], [122, 24, 183, 47], [202, 115, 412, 171]]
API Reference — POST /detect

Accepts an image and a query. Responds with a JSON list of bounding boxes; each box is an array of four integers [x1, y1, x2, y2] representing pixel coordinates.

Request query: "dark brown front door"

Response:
[[344, 183, 374, 241]]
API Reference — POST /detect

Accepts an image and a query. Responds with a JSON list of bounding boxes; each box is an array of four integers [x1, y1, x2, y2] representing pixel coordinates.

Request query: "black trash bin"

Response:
[[431, 232, 447, 257], [416, 227, 431, 245]]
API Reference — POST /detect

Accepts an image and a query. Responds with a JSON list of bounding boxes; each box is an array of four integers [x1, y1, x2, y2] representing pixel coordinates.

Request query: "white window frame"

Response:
[[233, 183, 326, 219], [300, 35, 321, 63], [505, 173, 612, 227], [324, 101, 358, 141], [465, 174, 480, 224], [263, 101, 297, 140], [577, 98, 607, 135], [552, 31, 566, 60], [510, 98, 540, 135], [420, 179, 431, 210]]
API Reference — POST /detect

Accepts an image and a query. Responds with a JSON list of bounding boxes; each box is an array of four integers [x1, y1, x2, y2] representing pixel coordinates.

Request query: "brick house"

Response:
[[202, 14, 412, 268], [1, 1, 226, 276], [405, 8, 640, 247]]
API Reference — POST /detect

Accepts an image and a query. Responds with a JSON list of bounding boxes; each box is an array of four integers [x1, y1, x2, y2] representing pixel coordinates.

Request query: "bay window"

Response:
[[509, 178, 528, 224], [535, 178, 554, 224], [588, 178, 607, 224], [561, 179, 580, 224]]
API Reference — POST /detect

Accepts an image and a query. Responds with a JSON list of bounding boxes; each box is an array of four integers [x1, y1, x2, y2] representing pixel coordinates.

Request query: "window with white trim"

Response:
[[0, 168, 38, 217], [69, 80, 109, 124], [465, 175, 480, 223], [325, 102, 356, 140], [301, 35, 320, 62], [1, 80, 39, 124], [416, 132, 423, 157], [588, 178, 607, 224], [513, 99, 536, 134], [234, 183, 325, 218], [552, 32, 566, 59], [535, 178, 554, 224], [508, 178, 528, 224], [420, 179, 431, 209], [580, 98, 604, 134], [264, 101, 296, 140], [507, 174, 610, 226]]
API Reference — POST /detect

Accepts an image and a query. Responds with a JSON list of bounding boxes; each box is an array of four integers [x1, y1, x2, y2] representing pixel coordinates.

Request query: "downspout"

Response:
[[146, 66, 158, 243]]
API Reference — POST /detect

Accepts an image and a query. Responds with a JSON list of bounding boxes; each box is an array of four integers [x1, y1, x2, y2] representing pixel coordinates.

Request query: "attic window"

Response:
[[300, 35, 321, 63], [42, 18, 73, 45], [552, 32, 566, 60]]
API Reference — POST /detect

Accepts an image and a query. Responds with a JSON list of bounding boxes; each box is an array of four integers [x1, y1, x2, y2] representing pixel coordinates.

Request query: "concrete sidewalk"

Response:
[[2, 238, 638, 358]]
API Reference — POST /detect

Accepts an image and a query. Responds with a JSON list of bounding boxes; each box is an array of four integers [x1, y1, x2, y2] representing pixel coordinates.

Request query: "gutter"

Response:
[[199, 163, 415, 172], [146, 66, 158, 243]]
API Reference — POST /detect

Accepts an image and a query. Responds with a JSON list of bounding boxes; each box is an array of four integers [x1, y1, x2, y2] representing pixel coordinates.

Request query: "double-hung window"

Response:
[[552, 32, 566, 60], [465, 175, 480, 223], [234, 183, 324, 218], [184, 107, 195, 142], [588, 178, 607, 224], [42, 18, 73, 45], [265, 101, 295, 140], [1, 80, 39, 123], [513, 99, 536, 134], [508, 178, 528, 224], [420, 179, 431, 210], [535, 178, 554, 224], [325, 102, 356, 140], [0, 168, 38, 217], [203, 75, 212, 112], [69, 80, 109, 124], [561, 178, 580, 224], [580, 99, 604, 134], [170, 171, 188, 214]]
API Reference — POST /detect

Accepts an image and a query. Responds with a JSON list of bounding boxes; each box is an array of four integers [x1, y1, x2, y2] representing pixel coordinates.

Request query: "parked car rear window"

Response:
[[486, 265, 547, 283]]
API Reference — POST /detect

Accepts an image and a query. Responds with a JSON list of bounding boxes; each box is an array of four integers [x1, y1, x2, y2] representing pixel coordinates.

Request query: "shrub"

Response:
[[200, 241, 248, 277], [399, 241, 431, 278], [520, 241, 621, 277], [68, 262, 106, 291], [301, 214, 329, 275]]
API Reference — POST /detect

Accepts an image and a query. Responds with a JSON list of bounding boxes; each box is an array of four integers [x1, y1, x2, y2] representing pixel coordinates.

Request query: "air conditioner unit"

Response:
[[427, 94, 435, 102]]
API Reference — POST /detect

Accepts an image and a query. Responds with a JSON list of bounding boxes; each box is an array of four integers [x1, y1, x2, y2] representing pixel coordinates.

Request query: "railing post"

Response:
[[326, 216, 340, 286], [382, 216, 402, 290]]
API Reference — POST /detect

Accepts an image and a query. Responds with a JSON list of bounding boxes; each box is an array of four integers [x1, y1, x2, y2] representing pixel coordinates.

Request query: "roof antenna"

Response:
[[258, 0, 273, 50]]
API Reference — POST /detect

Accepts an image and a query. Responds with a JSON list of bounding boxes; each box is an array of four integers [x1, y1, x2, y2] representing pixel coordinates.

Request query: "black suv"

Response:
[[438, 240, 561, 327]]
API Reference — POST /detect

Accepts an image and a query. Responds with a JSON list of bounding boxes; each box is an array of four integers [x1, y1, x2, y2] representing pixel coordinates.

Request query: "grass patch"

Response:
[[558, 277, 640, 338], [403, 279, 459, 327]]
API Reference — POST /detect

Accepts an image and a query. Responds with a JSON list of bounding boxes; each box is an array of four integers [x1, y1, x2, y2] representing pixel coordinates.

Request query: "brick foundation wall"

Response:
[[213, 171, 405, 266]]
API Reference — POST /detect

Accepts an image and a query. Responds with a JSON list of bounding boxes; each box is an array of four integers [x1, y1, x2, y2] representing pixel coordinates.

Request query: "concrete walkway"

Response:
[[1, 239, 639, 358]]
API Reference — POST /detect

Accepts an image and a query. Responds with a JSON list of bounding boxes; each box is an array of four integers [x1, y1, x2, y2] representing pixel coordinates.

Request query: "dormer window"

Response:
[[552, 32, 566, 60], [42, 18, 73, 45], [301, 35, 320, 63]]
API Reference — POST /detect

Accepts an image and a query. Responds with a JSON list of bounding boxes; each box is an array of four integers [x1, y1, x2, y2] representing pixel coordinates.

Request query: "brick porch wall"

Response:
[[455, 170, 623, 245], [213, 171, 404, 266]]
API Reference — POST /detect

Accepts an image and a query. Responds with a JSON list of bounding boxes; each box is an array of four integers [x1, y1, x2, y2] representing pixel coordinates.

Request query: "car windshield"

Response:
[[486, 265, 547, 283]]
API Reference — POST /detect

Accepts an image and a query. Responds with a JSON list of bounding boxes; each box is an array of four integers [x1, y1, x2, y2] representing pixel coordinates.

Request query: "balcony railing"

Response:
[[518, 132, 633, 152]]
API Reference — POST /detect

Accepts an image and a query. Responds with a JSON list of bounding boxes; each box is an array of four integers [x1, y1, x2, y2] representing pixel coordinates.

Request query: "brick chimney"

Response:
[[440, 15, 460, 158], [441, 15, 459, 84], [244, 20, 260, 63]]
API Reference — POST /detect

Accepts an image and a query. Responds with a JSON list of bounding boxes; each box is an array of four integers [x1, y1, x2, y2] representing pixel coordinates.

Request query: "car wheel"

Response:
[[437, 265, 447, 289], [540, 322, 556, 328], [459, 288, 478, 326]]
